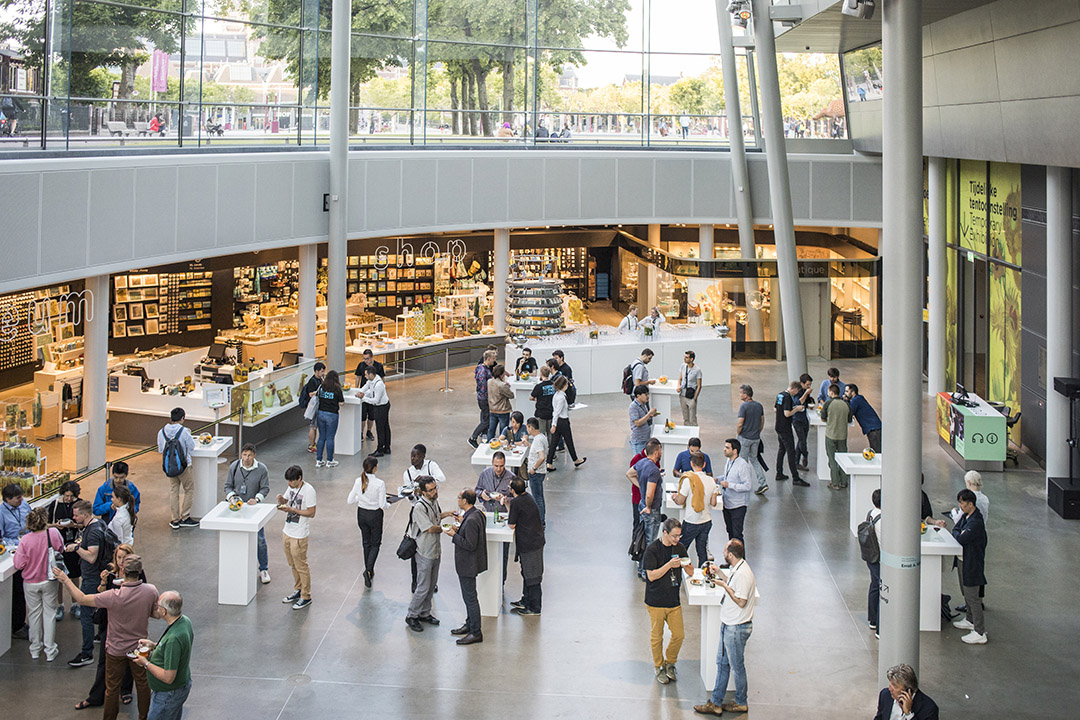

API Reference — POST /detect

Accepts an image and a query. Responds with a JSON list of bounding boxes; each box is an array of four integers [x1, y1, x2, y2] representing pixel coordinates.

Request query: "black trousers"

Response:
[[722, 505, 746, 544], [866, 428, 882, 454], [459, 575, 482, 635], [371, 402, 391, 453], [523, 578, 543, 612], [11, 570, 25, 631], [793, 417, 810, 463], [775, 427, 800, 479], [546, 417, 578, 462], [471, 399, 490, 441], [86, 616, 133, 706], [356, 507, 384, 575]]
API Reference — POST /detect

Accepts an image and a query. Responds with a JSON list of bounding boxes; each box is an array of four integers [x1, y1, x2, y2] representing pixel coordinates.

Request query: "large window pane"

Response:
[[648, 0, 718, 54], [538, 0, 640, 52], [427, 0, 526, 46], [1, 0, 47, 148], [427, 41, 525, 140], [777, 53, 845, 138]]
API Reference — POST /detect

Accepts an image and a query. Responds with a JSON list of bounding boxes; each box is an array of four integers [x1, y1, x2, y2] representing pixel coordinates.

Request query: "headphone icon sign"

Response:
[[971, 433, 985, 444]]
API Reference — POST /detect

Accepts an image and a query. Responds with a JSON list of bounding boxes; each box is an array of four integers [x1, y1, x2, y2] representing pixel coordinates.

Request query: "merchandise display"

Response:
[[507, 253, 568, 337]]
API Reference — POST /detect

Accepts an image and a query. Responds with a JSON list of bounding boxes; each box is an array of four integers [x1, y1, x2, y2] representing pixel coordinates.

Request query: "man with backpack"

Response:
[[858, 488, 882, 636], [623, 349, 656, 394], [299, 362, 326, 453], [157, 408, 196, 529]]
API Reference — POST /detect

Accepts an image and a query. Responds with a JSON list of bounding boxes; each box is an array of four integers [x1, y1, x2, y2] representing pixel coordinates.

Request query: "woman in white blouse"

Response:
[[347, 455, 387, 588], [545, 375, 586, 472], [107, 485, 136, 545]]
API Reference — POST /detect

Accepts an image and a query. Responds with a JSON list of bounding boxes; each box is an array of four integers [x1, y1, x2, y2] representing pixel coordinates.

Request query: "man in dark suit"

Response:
[[950, 488, 988, 644], [874, 663, 939, 720], [446, 488, 487, 645]]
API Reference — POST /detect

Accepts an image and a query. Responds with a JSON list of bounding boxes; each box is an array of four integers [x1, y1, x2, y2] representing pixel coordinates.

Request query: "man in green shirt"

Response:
[[135, 590, 193, 720], [819, 383, 853, 489]]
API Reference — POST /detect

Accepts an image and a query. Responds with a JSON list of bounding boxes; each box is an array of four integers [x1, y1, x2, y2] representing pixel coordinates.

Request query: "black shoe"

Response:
[[450, 624, 470, 636], [366, 431, 375, 441], [410, 583, 417, 593], [512, 607, 541, 616], [775, 474, 789, 481], [954, 604, 968, 613], [434, 585, 438, 593], [363, 570, 372, 588], [282, 590, 302, 604], [418, 615, 440, 626], [574, 457, 587, 468], [169, 520, 180, 529], [11, 626, 29, 639], [179, 517, 199, 527], [509, 600, 526, 610], [456, 633, 483, 645], [792, 478, 811, 487], [467, 437, 479, 449], [67, 653, 94, 668], [372, 451, 385, 458], [405, 617, 424, 632]]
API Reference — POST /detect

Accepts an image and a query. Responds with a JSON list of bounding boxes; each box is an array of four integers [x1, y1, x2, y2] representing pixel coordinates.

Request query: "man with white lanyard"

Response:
[[360, 365, 391, 457], [694, 539, 757, 717]]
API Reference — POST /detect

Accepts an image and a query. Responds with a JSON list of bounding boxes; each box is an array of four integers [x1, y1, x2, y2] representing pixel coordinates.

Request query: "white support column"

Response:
[[1046, 166, 1074, 485], [83, 275, 109, 469], [647, 224, 661, 248], [698, 224, 714, 260], [879, 0, 923, 683], [927, 157, 947, 395], [493, 228, 509, 335], [750, 0, 806, 378], [325, 0, 351, 373], [298, 244, 318, 360]]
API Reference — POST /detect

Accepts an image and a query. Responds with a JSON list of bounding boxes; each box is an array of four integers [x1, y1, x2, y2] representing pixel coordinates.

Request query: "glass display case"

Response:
[[228, 358, 319, 425]]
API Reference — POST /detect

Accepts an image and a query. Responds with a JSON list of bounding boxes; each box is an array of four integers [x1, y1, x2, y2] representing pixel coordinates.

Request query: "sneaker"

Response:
[[292, 597, 312, 610], [792, 478, 811, 487], [55, 606, 65, 622], [721, 701, 749, 713], [307, 445, 316, 453], [259, 570, 271, 584], [693, 701, 724, 716], [169, 520, 181, 529], [509, 600, 526, 610], [868, 622, 877, 631], [315, 460, 325, 468], [405, 616, 424, 632], [179, 517, 199, 527], [664, 663, 677, 681], [11, 626, 28, 639], [953, 618, 975, 630], [282, 590, 301, 604], [755, 484, 769, 495], [776, 474, 789, 481], [67, 653, 94, 667], [46, 649, 59, 662], [70, 603, 80, 619], [467, 437, 479, 449], [515, 608, 541, 616], [655, 666, 670, 685], [326, 460, 339, 467], [961, 631, 987, 644]]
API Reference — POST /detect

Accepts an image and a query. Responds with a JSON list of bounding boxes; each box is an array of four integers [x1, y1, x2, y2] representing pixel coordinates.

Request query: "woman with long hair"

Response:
[[347, 456, 387, 588], [546, 376, 586, 472], [315, 369, 345, 467], [12, 507, 65, 660], [486, 364, 514, 442], [47, 480, 82, 621], [107, 486, 136, 545]]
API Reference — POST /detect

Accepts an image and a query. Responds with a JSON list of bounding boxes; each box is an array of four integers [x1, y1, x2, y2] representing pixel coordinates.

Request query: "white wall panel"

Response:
[[41, 172, 89, 273], [291, 160, 328, 239], [544, 158, 580, 220], [133, 167, 178, 259], [653, 157, 693, 220], [471, 157, 509, 224], [578, 157, 618, 220], [89, 168, 135, 265], [217, 163, 256, 247], [616, 158, 654, 218], [255, 162, 295, 241], [435, 158, 473, 226], [176, 165, 217, 252], [364, 159, 402, 231], [507, 158, 544, 222], [691, 157, 731, 219], [401, 158, 438, 228], [0, 173, 41, 284]]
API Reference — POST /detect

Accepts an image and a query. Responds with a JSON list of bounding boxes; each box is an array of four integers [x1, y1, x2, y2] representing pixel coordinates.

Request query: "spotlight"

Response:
[[840, 0, 875, 20]]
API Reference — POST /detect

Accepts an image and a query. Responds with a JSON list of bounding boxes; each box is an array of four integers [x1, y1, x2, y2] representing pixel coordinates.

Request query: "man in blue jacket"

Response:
[[92, 461, 141, 523], [950, 488, 988, 644], [844, 384, 882, 453]]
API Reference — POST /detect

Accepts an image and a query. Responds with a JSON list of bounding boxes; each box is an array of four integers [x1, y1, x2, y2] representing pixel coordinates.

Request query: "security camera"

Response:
[[728, 0, 751, 28], [840, 0, 875, 20]]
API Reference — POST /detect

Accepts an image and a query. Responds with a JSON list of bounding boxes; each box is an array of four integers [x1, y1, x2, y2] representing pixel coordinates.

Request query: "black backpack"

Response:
[[857, 510, 881, 563], [161, 427, 189, 478], [622, 360, 642, 395]]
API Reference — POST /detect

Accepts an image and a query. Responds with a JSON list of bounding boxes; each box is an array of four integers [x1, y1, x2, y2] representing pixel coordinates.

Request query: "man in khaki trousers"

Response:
[[157, 408, 197, 529], [276, 465, 316, 610]]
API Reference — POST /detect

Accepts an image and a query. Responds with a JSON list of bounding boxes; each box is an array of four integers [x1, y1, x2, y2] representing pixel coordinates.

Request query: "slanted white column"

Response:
[[298, 244, 317, 360], [493, 228, 509, 335], [82, 275, 109, 469], [1046, 166, 1074, 486], [325, 0, 351, 372], [698, 224, 714, 260], [927, 157, 947, 395]]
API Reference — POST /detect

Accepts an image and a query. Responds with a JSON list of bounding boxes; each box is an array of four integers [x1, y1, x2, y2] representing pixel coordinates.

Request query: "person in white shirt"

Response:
[[545, 376, 586, 471], [617, 306, 640, 333], [642, 306, 665, 335], [157, 408, 196, 529], [106, 486, 136, 546], [360, 366, 392, 457], [694, 540, 757, 716], [672, 451, 718, 566], [347, 456, 387, 588], [276, 466, 316, 610], [402, 444, 446, 490], [525, 417, 550, 525], [676, 350, 703, 425]]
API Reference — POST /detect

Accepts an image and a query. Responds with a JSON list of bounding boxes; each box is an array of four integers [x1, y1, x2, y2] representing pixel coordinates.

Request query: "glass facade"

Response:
[[0, 0, 845, 152]]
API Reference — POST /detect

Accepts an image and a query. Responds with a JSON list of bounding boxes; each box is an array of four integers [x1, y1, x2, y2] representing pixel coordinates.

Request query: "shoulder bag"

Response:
[[395, 504, 418, 560]]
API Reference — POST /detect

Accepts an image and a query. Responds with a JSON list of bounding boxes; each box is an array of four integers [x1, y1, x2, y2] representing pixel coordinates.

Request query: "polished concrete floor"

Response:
[[4, 356, 1078, 719]]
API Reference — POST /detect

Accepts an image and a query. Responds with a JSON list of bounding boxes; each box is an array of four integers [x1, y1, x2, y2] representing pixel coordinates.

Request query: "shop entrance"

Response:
[[799, 279, 830, 359]]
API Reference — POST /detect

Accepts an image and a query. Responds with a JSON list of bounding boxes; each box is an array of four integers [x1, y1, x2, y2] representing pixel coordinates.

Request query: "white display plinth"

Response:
[[652, 425, 700, 473], [190, 437, 234, 519], [920, 526, 963, 631], [683, 567, 760, 689], [835, 453, 883, 537], [808, 414, 830, 481], [0, 552, 15, 657], [648, 380, 679, 424], [477, 515, 515, 618], [338, 393, 365, 456], [199, 502, 277, 606], [470, 444, 527, 469], [509, 379, 537, 413], [664, 481, 686, 523]]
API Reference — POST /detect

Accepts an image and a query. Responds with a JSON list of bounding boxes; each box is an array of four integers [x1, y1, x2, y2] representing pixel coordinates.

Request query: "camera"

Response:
[[840, 0, 875, 20]]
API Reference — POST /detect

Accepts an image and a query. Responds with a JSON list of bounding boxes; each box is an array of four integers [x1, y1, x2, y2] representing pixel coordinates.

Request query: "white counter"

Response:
[[919, 526, 963, 631], [652, 425, 700, 473], [199, 501, 278, 605], [683, 567, 761, 688], [0, 551, 14, 657], [190, 436, 233, 518], [835, 452, 883, 537], [478, 515, 515, 617], [470, 443, 527, 468]]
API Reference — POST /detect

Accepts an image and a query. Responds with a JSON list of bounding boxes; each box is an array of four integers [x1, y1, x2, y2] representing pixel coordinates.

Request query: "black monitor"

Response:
[[124, 366, 152, 391], [955, 383, 967, 397], [211, 373, 234, 385], [279, 351, 301, 368], [208, 343, 228, 362]]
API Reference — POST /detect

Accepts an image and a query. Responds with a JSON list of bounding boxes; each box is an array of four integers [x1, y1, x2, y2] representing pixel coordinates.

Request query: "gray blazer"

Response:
[[223, 460, 270, 503], [452, 506, 488, 578]]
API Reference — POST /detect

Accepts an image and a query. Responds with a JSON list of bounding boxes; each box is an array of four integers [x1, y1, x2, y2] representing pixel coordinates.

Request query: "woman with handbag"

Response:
[[347, 456, 387, 588], [47, 480, 83, 621], [315, 370, 345, 468], [12, 507, 65, 660]]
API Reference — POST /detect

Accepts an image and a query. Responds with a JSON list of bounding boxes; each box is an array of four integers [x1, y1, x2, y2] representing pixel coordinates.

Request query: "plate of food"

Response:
[[689, 577, 703, 586], [197, 433, 213, 445]]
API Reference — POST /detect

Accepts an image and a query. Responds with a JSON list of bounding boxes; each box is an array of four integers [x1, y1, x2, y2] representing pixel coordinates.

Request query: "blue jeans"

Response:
[[488, 412, 509, 442], [737, 436, 767, 491], [711, 621, 753, 706], [79, 575, 97, 656], [316, 410, 339, 461], [148, 679, 192, 720], [637, 506, 662, 577], [680, 519, 712, 566], [629, 440, 647, 456], [528, 473, 546, 525], [257, 528, 268, 572]]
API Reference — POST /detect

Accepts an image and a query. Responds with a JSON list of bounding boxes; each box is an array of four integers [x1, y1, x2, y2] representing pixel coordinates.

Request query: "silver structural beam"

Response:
[[879, 0, 923, 683], [83, 274, 109, 469], [298, 243, 318, 360], [1045, 166, 1074, 485], [715, 2, 764, 341], [493, 228, 509, 335], [927, 157, 947, 396], [325, 0, 351, 373], [750, 0, 806, 378]]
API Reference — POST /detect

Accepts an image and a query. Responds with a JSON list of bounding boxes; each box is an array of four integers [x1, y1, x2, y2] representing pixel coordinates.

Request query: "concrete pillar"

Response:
[[927, 157, 947, 396], [493, 228, 509, 335], [878, 0, 923, 683], [325, 0, 351, 373], [750, 0, 806, 378], [1046, 166, 1073, 485], [298, 244, 318, 359], [698, 224, 714, 260], [647, 224, 661, 248], [82, 275, 109, 469]]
